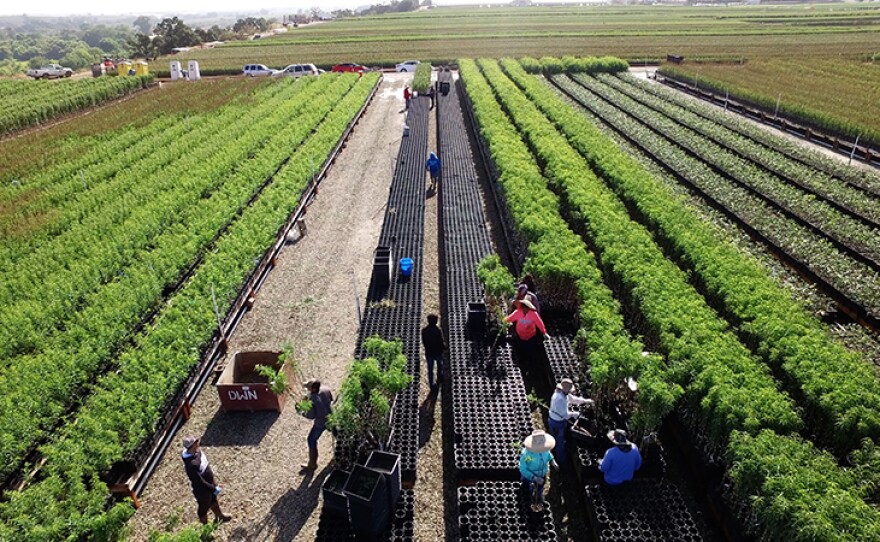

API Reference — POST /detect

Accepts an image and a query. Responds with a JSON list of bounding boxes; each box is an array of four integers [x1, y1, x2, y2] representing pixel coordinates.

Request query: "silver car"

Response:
[[273, 63, 320, 78], [242, 64, 278, 77]]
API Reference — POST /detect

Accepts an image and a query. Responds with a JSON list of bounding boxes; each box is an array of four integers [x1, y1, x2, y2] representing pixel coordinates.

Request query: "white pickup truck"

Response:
[[27, 64, 73, 79]]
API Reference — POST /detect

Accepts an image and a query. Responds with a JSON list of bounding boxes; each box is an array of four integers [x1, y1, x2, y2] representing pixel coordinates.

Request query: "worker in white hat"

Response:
[[548, 378, 593, 464], [519, 429, 559, 512], [181, 435, 232, 524], [599, 429, 642, 485]]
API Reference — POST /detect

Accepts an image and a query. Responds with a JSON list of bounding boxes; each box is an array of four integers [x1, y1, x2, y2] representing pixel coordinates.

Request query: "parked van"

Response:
[[243, 64, 278, 77], [273, 63, 319, 78]]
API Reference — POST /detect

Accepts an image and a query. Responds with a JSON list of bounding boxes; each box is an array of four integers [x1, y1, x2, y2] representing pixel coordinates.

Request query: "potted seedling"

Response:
[[476, 255, 515, 345]]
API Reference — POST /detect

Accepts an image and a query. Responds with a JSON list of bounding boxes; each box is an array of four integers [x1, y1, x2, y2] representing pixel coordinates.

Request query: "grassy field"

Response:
[[659, 58, 880, 147], [164, 4, 880, 73]]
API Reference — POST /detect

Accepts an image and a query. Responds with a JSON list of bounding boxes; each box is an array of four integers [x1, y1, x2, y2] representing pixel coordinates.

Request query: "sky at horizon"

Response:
[[0, 0, 567, 17]]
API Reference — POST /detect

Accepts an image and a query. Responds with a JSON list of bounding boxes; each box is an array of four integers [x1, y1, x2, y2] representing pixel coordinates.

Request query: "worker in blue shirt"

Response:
[[599, 429, 642, 485], [426, 151, 441, 190], [519, 430, 559, 513], [548, 378, 592, 464]]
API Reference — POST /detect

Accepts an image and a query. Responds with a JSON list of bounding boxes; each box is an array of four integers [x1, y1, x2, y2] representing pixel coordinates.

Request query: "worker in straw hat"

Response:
[[548, 378, 593, 464], [599, 429, 642, 485], [504, 298, 549, 370], [519, 429, 559, 513]]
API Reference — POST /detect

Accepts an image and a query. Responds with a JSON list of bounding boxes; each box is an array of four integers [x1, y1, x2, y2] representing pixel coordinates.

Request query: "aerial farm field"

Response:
[[1, 4, 880, 542], [174, 3, 880, 71]]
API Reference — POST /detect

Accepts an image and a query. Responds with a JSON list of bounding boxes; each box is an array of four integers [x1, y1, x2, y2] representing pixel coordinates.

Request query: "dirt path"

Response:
[[128, 73, 410, 541]]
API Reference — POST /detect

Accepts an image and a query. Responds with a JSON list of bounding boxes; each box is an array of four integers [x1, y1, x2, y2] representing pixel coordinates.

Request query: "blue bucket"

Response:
[[399, 257, 413, 277]]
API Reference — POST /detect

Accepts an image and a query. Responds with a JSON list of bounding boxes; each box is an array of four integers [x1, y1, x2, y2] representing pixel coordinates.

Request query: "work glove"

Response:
[[214, 486, 222, 496]]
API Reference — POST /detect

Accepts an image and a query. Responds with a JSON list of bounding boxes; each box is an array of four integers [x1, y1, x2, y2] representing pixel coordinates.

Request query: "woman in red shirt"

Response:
[[504, 299, 548, 368]]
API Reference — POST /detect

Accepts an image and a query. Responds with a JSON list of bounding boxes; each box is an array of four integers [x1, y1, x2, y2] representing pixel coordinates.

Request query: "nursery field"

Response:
[[0, 71, 381, 540], [659, 58, 880, 148], [0, 76, 154, 138], [460, 56, 880, 541], [167, 4, 880, 73]]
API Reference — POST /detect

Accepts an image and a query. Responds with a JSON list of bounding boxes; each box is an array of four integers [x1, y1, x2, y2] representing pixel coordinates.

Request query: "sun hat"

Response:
[[523, 430, 556, 453], [303, 379, 320, 390], [182, 435, 200, 449], [607, 429, 631, 446], [557, 378, 575, 393]]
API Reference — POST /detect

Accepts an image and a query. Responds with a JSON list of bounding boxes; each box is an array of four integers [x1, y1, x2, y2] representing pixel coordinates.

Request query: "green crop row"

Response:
[[482, 57, 799, 441], [458, 59, 678, 437], [411, 62, 432, 94], [0, 76, 360, 485], [486, 57, 880, 539], [0, 78, 324, 362], [551, 74, 880, 320], [519, 55, 629, 75], [0, 76, 153, 137], [658, 65, 880, 150], [617, 73, 880, 194], [573, 73, 880, 274], [598, 73, 880, 224], [538, 70, 880, 453], [0, 72, 380, 541]]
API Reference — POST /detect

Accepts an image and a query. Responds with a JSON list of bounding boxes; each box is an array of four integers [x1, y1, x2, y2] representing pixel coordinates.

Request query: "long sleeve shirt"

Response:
[[305, 387, 333, 428], [505, 308, 547, 341], [421, 324, 445, 357], [549, 389, 591, 422], [599, 444, 642, 485], [519, 449, 553, 483]]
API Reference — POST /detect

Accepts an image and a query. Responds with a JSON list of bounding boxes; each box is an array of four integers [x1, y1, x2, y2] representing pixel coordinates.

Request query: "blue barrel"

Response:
[[399, 257, 413, 277]]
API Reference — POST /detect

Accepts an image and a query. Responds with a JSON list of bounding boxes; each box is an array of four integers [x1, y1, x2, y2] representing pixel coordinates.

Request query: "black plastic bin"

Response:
[[372, 245, 392, 290], [344, 464, 391, 538], [366, 450, 401, 513], [466, 302, 487, 340], [439, 80, 451, 96], [321, 468, 351, 518]]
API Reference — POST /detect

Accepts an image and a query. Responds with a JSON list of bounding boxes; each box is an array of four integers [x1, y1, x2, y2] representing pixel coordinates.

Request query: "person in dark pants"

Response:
[[300, 379, 333, 472], [421, 313, 446, 390], [181, 435, 232, 525], [426, 85, 436, 109], [548, 378, 593, 464], [403, 86, 412, 110]]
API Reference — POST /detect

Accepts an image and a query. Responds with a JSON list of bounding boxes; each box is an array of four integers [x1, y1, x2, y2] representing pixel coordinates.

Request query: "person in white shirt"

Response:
[[547, 378, 593, 464]]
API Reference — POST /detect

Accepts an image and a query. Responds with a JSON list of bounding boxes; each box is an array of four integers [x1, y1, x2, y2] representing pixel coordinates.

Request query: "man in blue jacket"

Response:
[[599, 429, 642, 485], [426, 151, 441, 190]]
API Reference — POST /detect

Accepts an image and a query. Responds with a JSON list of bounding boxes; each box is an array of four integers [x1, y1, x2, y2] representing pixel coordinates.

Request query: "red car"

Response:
[[332, 63, 366, 74]]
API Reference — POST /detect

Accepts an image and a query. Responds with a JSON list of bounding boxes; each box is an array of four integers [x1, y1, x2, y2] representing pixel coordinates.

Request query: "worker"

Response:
[[519, 429, 558, 513], [599, 429, 642, 485], [548, 378, 593, 464], [426, 151, 441, 189], [181, 435, 232, 524], [504, 298, 548, 369], [300, 379, 333, 472], [421, 313, 446, 391], [403, 86, 412, 110], [426, 85, 436, 109]]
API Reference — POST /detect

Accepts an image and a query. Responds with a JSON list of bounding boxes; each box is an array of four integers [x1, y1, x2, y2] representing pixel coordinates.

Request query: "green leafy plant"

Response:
[[255, 362, 289, 396], [295, 399, 313, 414], [327, 336, 412, 448], [526, 389, 547, 411], [412, 62, 432, 93], [476, 254, 515, 319]]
